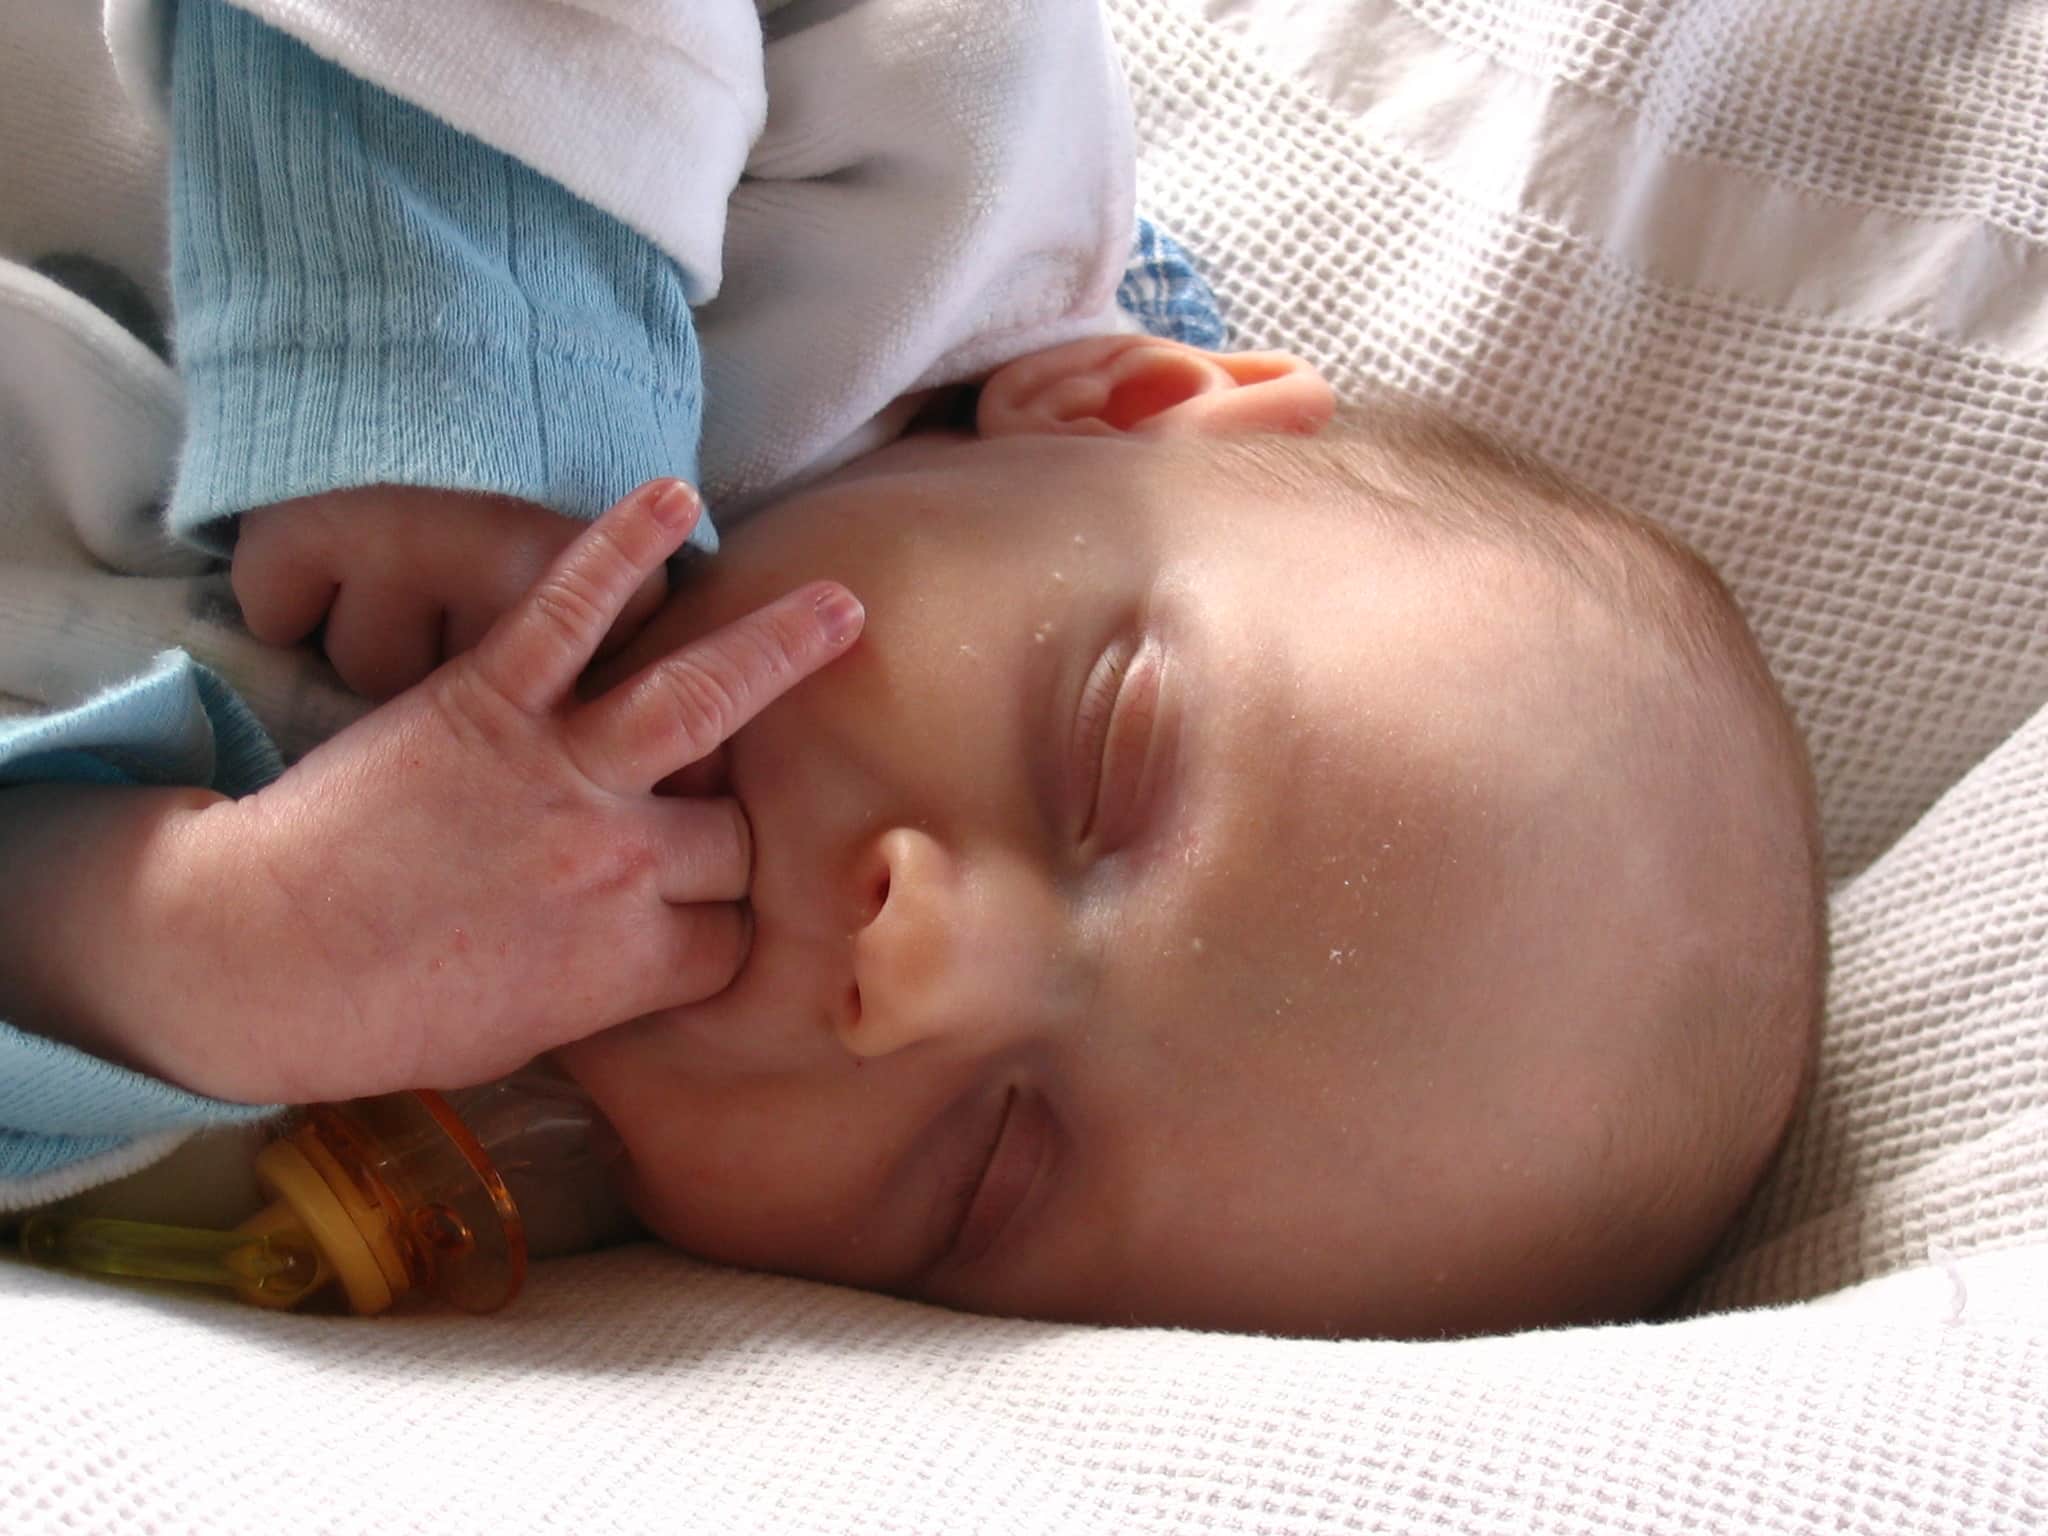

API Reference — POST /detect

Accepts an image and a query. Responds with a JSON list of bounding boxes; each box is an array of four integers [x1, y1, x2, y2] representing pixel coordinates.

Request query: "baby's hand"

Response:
[[171, 480, 861, 1103], [231, 487, 668, 699]]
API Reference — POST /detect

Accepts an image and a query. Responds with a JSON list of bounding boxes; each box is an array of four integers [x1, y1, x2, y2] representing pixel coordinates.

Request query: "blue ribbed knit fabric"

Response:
[[167, 0, 711, 553]]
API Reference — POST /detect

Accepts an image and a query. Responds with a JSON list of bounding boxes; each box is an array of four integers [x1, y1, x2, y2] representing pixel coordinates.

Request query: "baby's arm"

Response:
[[167, 0, 713, 695], [0, 484, 861, 1109]]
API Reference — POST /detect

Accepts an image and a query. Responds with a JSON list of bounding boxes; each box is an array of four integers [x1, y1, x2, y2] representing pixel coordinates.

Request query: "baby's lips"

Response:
[[654, 744, 731, 798]]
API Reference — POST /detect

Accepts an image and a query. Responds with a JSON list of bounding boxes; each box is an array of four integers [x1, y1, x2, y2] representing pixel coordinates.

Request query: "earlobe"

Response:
[[978, 335, 1335, 441]]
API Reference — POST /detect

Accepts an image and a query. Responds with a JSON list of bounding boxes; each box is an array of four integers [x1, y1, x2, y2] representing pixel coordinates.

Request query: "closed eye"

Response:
[[1073, 638, 1137, 842], [941, 1087, 1017, 1256], [1077, 635, 1166, 852], [939, 1086, 1053, 1272], [937, 1089, 1015, 1245]]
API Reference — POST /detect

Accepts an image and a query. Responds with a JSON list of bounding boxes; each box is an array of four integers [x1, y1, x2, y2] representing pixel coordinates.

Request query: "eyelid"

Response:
[[941, 1086, 1055, 1273], [1072, 637, 1138, 844], [909, 1083, 1007, 1283], [944, 1086, 1017, 1260], [1082, 636, 1167, 853]]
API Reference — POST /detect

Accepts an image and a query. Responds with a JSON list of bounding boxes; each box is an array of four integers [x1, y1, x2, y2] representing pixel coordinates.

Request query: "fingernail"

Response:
[[814, 586, 865, 646], [650, 480, 700, 529]]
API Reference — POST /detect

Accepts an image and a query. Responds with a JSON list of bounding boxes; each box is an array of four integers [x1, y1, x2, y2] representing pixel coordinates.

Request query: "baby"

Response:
[[0, 1, 1824, 1336], [0, 352, 1825, 1337]]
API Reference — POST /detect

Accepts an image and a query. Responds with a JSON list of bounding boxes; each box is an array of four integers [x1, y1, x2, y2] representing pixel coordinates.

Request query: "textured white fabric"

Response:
[[1180, 0, 2048, 881], [3, 1242, 2045, 1534], [5, 0, 2047, 1531]]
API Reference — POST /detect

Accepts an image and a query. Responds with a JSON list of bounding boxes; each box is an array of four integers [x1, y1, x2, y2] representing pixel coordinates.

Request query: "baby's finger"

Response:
[[647, 796, 752, 903], [472, 480, 701, 714], [323, 586, 443, 701], [569, 581, 864, 794], [232, 519, 336, 646]]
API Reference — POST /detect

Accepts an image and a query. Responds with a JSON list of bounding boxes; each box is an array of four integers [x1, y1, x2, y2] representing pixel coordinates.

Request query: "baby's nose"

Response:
[[841, 829, 1064, 1059]]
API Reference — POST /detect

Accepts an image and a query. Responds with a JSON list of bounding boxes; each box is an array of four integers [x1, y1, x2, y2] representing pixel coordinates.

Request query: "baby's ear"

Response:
[[976, 335, 1335, 440]]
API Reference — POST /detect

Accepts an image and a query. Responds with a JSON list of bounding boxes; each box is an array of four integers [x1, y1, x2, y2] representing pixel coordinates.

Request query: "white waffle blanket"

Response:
[[4, 0, 2045, 1531]]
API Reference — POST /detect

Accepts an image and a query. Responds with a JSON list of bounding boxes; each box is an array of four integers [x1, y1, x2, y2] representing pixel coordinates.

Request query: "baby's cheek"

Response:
[[551, 1034, 690, 1189], [574, 1071, 778, 1250], [604, 1107, 750, 1258]]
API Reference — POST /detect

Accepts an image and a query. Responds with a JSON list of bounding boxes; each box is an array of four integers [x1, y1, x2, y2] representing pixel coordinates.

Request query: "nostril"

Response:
[[844, 982, 863, 1031], [861, 865, 891, 926]]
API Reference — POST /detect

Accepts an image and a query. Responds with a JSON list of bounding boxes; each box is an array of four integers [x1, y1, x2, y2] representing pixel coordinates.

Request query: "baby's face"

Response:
[[560, 431, 1658, 1336]]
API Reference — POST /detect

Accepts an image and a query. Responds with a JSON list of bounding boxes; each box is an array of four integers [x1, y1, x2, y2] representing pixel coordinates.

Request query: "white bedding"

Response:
[[4, 1, 2044, 1531]]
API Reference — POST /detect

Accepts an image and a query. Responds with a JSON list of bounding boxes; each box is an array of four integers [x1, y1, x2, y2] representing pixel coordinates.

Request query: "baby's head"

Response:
[[560, 337, 1825, 1337]]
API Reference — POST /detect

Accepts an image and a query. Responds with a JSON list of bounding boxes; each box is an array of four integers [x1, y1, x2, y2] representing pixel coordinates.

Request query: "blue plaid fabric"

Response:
[[1117, 219, 1226, 348]]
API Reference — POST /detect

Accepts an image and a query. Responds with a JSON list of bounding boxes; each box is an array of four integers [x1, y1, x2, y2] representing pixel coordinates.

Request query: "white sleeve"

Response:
[[699, 0, 1139, 508]]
